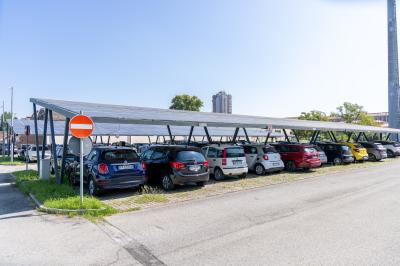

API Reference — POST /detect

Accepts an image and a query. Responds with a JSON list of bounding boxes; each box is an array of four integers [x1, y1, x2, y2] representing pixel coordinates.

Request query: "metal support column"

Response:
[[283, 129, 291, 143], [329, 131, 338, 143], [380, 133, 383, 141], [386, 133, 392, 141], [264, 132, 270, 145], [41, 109, 48, 159], [107, 136, 110, 145], [362, 132, 369, 142], [232, 127, 239, 143], [167, 125, 174, 144], [204, 127, 212, 143], [292, 130, 300, 143], [32, 104, 40, 171], [243, 128, 250, 143], [60, 117, 70, 182], [309, 131, 317, 144], [187, 126, 194, 145], [355, 132, 362, 142], [346, 132, 353, 142], [49, 111, 60, 184]]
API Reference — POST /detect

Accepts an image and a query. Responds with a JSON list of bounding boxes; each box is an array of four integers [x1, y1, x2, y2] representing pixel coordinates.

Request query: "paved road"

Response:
[[0, 173, 138, 266], [107, 161, 400, 265], [2, 161, 400, 265]]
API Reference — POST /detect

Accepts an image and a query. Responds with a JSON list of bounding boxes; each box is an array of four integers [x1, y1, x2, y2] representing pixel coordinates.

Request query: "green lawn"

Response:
[[13, 170, 116, 218], [0, 156, 25, 165]]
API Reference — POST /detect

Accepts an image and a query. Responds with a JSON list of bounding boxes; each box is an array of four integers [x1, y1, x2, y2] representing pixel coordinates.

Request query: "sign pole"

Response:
[[80, 138, 84, 208]]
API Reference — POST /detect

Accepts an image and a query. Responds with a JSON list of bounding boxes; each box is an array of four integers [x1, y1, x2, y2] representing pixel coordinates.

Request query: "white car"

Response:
[[26, 146, 51, 162], [242, 144, 284, 175], [201, 145, 248, 180], [314, 145, 328, 164]]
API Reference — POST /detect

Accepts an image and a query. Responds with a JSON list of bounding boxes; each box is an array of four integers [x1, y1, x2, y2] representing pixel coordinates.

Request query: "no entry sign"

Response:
[[69, 115, 94, 138]]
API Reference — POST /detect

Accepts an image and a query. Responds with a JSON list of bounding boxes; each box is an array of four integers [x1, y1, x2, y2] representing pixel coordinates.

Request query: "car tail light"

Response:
[[263, 154, 269, 160], [98, 163, 109, 174], [354, 149, 360, 152], [170, 161, 185, 169], [203, 161, 209, 167], [222, 149, 227, 166], [141, 161, 146, 170]]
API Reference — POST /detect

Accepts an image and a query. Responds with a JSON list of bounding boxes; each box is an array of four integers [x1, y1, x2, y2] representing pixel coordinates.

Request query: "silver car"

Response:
[[242, 144, 284, 175], [314, 145, 328, 164]]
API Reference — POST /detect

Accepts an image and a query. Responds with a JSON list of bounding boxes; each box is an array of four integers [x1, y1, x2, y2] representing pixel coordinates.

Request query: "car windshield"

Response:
[[102, 149, 139, 163], [263, 146, 277, 153], [341, 146, 350, 151], [225, 147, 245, 158], [176, 151, 205, 162]]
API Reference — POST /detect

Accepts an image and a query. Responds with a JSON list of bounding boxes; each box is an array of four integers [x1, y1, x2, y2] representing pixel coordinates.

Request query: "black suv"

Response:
[[141, 145, 209, 190], [316, 142, 354, 165]]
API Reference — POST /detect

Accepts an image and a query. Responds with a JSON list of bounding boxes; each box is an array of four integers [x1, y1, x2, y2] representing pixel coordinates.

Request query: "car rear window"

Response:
[[102, 149, 139, 163], [341, 146, 350, 151], [225, 147, 245, 158], [176, 151, 205, 162], [375, 144, 385, 149], [353, 144, 363, 148], [263, 146, 277, 153], [303, 147, 316, 153]]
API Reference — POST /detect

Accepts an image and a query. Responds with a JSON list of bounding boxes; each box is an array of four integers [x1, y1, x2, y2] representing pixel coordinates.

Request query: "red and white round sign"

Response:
[[69, 115, 94, 138]]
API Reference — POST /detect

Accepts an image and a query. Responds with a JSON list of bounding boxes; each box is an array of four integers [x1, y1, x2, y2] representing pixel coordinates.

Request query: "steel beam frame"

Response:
[[60, 117, 70, 182], [243, 128, 250, 143], [204, 127, 212, 143], [41, 109, 48, 159], [49, 110, 61, 184], [32, 103, 40, 171], [232, 127, 240, 143], [283, 129, 290, 143], [187, 126, 194, 145]]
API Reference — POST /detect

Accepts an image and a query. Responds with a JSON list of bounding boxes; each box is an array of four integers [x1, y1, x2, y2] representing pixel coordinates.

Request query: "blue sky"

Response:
[[0, 0, 389, 118]]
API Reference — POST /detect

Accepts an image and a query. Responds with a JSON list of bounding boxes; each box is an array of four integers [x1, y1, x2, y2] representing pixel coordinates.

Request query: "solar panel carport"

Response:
[[29, 98, 400, 184]]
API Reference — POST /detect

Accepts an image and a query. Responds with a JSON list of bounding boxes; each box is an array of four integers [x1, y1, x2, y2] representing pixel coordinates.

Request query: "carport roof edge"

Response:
[[30, 98, 400, 134]]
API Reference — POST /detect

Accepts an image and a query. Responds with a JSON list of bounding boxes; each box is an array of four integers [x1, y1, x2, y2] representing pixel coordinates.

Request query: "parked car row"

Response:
[[62, 139, 400, 196]]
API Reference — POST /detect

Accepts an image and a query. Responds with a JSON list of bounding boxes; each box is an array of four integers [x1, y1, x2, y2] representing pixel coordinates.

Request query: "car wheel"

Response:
[[368, 153, 376, 162], [196, 181, 206, 187], [68, 171, 77, 186], [333, 157, 342, 166], [88, 177, 99, 196], [214, 168, 225, 181], [161, 174, 175, 191], [255, 164, 265, 175], [285, 161, 296, 172], [387, 150, 395, 158]]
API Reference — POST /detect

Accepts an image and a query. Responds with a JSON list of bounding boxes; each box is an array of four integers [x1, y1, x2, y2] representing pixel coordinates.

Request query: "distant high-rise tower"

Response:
[[212, 91, 232, 114], [388, 0, 400, 129]]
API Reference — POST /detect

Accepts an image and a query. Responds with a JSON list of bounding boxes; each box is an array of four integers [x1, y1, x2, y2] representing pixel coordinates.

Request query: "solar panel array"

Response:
[[9, 119, 284, 138], [30, 98, 400, 134]]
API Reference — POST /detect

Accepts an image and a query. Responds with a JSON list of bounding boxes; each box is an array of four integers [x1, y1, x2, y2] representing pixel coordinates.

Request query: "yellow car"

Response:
[[340, 142, 369, 162]]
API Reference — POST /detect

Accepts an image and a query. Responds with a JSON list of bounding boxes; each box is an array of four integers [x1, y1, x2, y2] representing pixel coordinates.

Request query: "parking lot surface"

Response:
[[106, 160, 400, 265]]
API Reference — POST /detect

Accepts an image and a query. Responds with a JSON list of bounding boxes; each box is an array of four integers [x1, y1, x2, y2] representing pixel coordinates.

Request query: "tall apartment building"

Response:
[[212, 91, 232, 114]]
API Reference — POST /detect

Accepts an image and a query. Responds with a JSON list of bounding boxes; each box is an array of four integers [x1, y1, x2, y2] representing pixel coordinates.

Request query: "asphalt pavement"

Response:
[[2, 161, 400, 265], [107, 161, 400, 265]]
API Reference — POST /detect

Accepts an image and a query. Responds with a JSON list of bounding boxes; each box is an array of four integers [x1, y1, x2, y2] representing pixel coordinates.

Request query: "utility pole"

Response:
[[10, 87, 14, 162], [1, 100, 4, 156]]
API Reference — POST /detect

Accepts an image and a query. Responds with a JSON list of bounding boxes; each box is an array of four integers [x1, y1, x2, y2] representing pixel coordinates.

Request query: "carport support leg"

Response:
[[243, 128, 250, 143], [49, 111, 60, 184], [355, 132, 362, 142], [167, 125, 174, 144], [42, 109, 48, 160], [329, 131, 338, 143], [187, 126, 194, 145], [283, 129, 291, 143], [346, 132, 353, 142], [232, 127, 239, 143], [264, 132, 270, 145], [204, 126, 212, 143], [60, 118, 70, 182], [386, 133, 392, 141], [32, 103, 40, 171]]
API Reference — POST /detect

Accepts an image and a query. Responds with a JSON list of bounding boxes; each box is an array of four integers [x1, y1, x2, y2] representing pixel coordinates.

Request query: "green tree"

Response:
[[295, 110, 329, 141], [299, 110, 329, 121], [332, 102, 378, 126], [169, 94, 203, 111]]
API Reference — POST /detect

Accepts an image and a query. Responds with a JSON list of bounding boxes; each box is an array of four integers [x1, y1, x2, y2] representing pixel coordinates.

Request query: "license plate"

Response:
[[189, 165, 201, 172], [273, 162, 280, 166], [118, 164, 135, 170], [233, 160, 242, 165]]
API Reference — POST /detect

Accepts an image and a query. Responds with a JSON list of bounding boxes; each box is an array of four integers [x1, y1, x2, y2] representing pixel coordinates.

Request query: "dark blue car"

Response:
[[69, 146, 146, 196]]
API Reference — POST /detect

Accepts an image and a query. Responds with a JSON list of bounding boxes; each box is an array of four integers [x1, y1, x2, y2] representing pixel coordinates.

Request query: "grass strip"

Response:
[[13, 170, 117, 219]]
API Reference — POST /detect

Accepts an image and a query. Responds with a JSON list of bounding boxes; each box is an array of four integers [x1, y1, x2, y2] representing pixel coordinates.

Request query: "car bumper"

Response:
[[222, 167, 248, 176], [298, 161, 321, 169], [172, 172, 209, 185], [96, 175, 146, 190], [356, 156, 369, 161], [342, 156, 355, 163], [262, 161, 285, 172]]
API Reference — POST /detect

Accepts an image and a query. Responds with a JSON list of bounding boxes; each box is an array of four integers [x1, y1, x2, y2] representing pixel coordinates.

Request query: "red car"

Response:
[[271, 143, 321, 171]]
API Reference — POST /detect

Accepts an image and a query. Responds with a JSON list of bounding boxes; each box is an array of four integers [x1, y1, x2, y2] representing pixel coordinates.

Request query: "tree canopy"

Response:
[[299, 110, 329, 121], [331, 102, 377, 126], [169, 94, 203, 112]]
